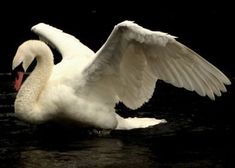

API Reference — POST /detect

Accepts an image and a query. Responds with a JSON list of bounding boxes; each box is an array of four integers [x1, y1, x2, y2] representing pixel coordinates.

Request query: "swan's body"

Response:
[[12, 21, 231, 130]]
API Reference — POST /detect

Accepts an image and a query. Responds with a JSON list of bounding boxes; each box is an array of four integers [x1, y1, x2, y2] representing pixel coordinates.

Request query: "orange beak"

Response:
[[14, 72, 24, 91]]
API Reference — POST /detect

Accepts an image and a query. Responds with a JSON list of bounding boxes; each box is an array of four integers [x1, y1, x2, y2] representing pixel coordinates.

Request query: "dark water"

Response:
[[0, 73, 233, 168]]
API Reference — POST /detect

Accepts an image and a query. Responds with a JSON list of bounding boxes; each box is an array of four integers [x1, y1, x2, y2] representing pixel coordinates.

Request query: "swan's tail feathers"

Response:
[[115, 115, 167, 130]]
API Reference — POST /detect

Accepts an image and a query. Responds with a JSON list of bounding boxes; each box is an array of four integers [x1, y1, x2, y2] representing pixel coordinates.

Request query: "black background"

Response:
[[0, 2, 234, 76]]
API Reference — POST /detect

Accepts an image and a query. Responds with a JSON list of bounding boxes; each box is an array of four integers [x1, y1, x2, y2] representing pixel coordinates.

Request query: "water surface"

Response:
[[0, 73, 233, 168]]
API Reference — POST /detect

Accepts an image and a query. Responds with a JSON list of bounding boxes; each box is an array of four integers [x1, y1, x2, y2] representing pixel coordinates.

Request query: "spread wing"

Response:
[[82, 21, 231, 110], [31, 23, 94, 60]]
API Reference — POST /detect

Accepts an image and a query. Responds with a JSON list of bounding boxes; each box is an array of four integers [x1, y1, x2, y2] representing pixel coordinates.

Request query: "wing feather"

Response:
[[31, 23, 94, 60], [169, 58, 194, 91], [81, 21, 231, 109]]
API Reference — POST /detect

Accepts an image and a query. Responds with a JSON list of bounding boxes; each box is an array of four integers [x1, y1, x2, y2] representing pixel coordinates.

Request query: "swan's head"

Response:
[[12, 40, 51, 91], [12, 40, 38, 91], [12, 40, 39, 72]]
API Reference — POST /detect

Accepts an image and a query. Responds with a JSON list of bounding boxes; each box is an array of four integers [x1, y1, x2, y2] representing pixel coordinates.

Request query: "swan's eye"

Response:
[[12, 62, 24, 75]]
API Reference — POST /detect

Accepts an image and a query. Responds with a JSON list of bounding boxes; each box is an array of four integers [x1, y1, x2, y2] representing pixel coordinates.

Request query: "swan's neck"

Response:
[[15, 44, 53, 123]]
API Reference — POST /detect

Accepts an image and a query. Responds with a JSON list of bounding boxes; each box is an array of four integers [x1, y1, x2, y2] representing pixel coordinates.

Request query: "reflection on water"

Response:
[[0, 73, 233, 168], [1, 119, 159, 168], [19, 138, 156, 168], [0, 115, 232, 168]]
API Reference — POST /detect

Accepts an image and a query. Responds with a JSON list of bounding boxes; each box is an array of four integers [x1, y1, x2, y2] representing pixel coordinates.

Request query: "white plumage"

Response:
[[12, 21, 231, 130]]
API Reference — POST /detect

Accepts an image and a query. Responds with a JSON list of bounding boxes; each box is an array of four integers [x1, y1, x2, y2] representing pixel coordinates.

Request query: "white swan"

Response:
[[12, 21, 231, 130]]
